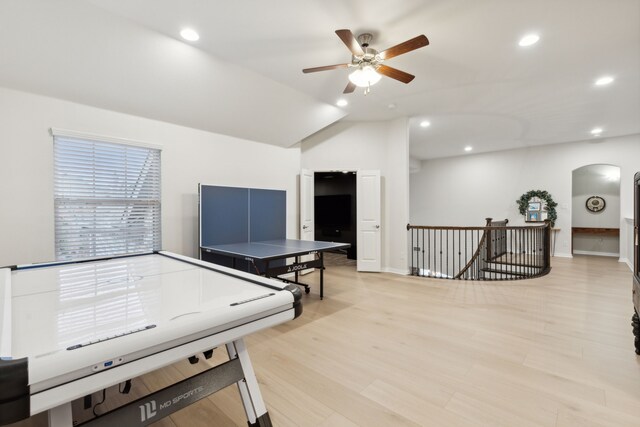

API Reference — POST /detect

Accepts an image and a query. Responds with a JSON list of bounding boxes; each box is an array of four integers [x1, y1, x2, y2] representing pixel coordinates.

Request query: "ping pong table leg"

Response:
[[226, 340, 272, 427], [320, 252, 324, 300], [47, 402, 72, 427]]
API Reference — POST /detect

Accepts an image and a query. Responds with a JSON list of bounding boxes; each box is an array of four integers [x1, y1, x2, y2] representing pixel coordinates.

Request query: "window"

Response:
[[53, 133, 161, 260]]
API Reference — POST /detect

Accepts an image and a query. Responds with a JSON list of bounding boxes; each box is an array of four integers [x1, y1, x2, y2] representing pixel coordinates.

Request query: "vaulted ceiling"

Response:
[[1, 0, 638, 159]]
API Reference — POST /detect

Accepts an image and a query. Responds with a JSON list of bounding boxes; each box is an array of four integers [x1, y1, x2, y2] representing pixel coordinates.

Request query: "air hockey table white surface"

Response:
[[0, 251, 301, 426]]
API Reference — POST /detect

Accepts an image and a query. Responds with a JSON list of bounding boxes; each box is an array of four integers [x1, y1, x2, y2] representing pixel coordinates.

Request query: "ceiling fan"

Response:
[[302, 29, 429, 94]]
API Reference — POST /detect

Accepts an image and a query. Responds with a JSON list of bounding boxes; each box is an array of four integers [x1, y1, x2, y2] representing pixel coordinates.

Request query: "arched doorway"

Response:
[[571, 164, 621, 257]]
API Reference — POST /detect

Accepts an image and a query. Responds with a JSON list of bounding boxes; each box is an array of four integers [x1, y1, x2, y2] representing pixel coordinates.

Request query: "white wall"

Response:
[[0, 87, 300, 266], [623, 217, 634, 270], [410, 134, 640, 259], [301, 118, 410, 274]]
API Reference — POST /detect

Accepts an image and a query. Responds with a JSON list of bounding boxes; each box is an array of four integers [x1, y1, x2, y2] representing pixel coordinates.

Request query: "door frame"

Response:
[[300, 169, 382, 271]]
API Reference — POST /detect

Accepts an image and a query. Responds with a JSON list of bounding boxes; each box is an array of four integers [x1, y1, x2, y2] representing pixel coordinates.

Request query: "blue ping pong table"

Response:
[[201, 239, 350, 299]]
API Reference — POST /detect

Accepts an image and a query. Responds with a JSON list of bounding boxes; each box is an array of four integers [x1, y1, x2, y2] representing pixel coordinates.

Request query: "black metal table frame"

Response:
[[227, 251, 327, 299]]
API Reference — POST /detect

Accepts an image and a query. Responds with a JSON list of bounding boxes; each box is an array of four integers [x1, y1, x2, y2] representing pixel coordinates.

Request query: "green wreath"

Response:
[[516, 190, 557, 226]]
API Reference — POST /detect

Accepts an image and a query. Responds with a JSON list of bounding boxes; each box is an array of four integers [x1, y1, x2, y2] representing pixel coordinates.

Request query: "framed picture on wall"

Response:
[[528, 202, 541, 211], [526, 211, 541, 222]]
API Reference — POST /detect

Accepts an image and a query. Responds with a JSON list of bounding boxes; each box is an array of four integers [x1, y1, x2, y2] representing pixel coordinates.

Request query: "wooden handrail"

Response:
[[407, 224, 546, 231]]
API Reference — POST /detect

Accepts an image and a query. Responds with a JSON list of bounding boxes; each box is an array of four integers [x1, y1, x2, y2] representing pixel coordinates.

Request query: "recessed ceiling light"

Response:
[[591, 127, 603, 135], [336, 99, 348, 107], [595, 76, 614, 86], [388, 103, 397, 109], [180, 28, 200, 41], [519, 34, 540, 47], [464, 146, 473, 152], [420, 120, 430, 128]]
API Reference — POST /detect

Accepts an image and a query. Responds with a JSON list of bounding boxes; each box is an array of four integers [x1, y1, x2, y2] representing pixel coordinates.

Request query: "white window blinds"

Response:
[[53, 135, 161, 260]]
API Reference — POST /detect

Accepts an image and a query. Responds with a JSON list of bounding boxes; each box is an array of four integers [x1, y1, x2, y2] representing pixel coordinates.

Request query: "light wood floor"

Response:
[[11, 255, 640, 427]]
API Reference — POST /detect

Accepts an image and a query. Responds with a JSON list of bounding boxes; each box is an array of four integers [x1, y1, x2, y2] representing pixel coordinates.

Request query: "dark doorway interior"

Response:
[[314, 171, 357, 259]]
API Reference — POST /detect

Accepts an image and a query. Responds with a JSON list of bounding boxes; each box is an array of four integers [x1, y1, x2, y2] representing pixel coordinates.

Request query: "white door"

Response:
[[300, 169, 314, 241], [357, 170, 381, 272], [299, 169, 315, 274]]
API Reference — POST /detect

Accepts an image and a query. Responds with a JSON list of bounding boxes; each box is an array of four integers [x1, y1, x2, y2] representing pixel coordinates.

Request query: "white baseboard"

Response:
[[384, 267, 411, 275], [572, 250, 620, 257], [553, 252, 573, 258], [619, 257, 633, 271]]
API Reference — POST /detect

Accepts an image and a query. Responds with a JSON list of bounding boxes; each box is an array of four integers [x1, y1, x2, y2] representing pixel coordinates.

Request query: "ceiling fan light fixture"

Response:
[[348, 65, 382, 87], [180, 28, 200, 41]]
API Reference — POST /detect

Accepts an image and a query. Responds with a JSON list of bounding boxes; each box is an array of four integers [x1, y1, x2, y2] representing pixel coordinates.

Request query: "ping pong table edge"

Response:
[[200, 241, 350, 300]]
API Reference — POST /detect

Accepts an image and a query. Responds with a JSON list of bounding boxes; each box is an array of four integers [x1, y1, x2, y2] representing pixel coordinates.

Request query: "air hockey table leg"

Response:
[[226, 340, 273, 427], [47, 402, 72, 427]]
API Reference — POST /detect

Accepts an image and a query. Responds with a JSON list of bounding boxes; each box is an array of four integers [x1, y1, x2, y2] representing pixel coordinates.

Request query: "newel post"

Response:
[[543, 220, 552, 270]]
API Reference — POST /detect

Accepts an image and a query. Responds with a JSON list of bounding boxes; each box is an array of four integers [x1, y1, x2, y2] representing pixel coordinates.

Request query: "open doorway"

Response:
[[571, 164, 621, 257], [314, 171, 357, 262]]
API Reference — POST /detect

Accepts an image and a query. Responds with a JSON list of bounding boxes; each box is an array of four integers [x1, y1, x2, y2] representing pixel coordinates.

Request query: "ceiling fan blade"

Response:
[[302, 63, 349, 73], [343, 81, 356, 94], [378, 35, 429, 60], [377, 65, 415, 84], [335, 29, 365, 56]]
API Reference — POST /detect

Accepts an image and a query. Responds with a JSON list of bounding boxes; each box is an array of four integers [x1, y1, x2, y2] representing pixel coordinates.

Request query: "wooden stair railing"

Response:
[[455, 218, 510, 278], [407, 219, 551, 281]]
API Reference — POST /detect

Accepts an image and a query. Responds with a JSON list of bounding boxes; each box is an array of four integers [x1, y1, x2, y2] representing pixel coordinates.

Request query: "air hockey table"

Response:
[[0, 251, 302, 426]]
